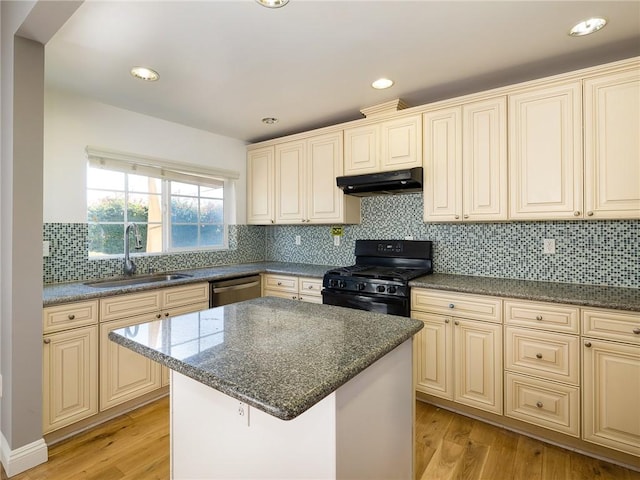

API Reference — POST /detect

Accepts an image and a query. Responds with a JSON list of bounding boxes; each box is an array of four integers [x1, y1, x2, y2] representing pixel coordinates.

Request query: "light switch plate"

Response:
[[43, 240, 50, 257], [295, 235, 301, 246], [543, 239, 556, 254]]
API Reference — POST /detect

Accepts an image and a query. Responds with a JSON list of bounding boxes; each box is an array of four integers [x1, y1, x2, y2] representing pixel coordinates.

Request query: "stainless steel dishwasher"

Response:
[[209, 275, 261, 307]]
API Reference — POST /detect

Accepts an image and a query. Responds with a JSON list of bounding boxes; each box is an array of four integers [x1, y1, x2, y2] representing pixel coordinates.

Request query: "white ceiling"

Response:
[[45, 1, 640, 144]]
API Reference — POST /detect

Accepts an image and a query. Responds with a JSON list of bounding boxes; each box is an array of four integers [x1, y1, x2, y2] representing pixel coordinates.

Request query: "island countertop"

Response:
[[108, 296, 423, 421]]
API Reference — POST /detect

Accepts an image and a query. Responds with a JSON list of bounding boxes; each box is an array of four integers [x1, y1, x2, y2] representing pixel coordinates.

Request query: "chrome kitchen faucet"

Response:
[[124, 223, 143, 276]]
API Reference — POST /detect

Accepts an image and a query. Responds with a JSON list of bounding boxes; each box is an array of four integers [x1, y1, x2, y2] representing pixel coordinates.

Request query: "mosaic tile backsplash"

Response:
[[265, 194, 639, 288], [43, 224, 266, 284], [45, 194, 639, 288]]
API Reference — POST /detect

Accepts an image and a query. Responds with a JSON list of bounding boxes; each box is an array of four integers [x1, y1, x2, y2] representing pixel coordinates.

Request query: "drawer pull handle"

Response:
[[292, 296, 297, 300], [454, 320, 460, 326], [448, 304, 455, 309], [536, 353, 543, 359], [43, 338, 51, 344], [633, 328, 640, 335], [156, 314, 162, 319], [536, 401, 544, 408], [535, 315, 542, 321], [68, 314, 76, 320], [585, 341, 592, 348]]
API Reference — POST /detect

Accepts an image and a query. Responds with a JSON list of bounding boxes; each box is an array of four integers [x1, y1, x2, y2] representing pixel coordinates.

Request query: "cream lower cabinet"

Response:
[[412, 289, 503, 414], [582, 307, 640, 457], [43, 322, 98, 434], [262, 274, 323, 304], [504, 300, 581, 437], [99, 283, 209, 410]]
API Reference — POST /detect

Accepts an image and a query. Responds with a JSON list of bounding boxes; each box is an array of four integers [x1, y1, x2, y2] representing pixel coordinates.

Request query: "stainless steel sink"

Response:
[[84, 273, 193, 288]]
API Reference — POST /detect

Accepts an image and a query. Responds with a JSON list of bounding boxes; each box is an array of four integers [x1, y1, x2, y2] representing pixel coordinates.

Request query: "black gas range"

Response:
[[322, 240, 433, 317]]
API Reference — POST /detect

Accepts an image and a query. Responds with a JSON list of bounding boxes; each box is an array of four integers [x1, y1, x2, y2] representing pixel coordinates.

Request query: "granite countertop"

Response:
[[410, 274, 640, 312], [43, 262, 336, 306], [108, 296, 423, 421]]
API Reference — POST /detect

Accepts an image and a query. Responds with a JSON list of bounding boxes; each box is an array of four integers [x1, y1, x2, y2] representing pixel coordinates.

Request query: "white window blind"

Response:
[[86, 146, 240, 188]]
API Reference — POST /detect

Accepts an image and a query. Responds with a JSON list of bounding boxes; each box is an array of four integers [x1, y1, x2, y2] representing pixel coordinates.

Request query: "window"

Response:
[[86, 147, 238, 257]]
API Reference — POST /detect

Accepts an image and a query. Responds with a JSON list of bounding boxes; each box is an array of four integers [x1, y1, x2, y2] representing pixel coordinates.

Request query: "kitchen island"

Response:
[[109, 296, 423, 479]]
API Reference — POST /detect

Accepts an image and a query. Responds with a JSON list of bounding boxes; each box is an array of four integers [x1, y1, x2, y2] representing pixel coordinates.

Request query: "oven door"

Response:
[[321, 290, 409, 317]]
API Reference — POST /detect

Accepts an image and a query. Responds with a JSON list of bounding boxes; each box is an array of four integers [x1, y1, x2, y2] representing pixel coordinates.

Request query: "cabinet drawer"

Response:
[[263, 289, 299, 301], [582, 308, 640, 344], [262, 274, 298, 293], [299, 278, 323, 296], [505, 327, 579, 385], [411, 289, 502, 323], [100, 291, 162, 322], [299, 294, 322, 304], [505, 372, 579, 437], [504, 300, 579, 333], [44, 300, 99, 333], [162, 283, 209, 309]]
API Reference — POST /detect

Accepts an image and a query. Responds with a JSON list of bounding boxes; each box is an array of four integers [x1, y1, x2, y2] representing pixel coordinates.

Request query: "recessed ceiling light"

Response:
[[262, 117, 279, 124], [372, 78, 394, 90], [569, 18, 607, 36], [255, 0, 289, 8], [130, 66, 160, 81]]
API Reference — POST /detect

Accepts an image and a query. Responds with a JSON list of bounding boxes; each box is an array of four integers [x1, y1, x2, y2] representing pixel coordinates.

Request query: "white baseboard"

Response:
[[1, 433, 48, 477]]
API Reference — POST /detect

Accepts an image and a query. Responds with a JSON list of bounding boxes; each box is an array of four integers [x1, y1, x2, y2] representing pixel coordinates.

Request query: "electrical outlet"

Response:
[[43, 240, 50, 257], [333, 235, 340, 247], [405, 235, 414, 240], [543, 239, 556, 254], [295, 235, 301, 246]]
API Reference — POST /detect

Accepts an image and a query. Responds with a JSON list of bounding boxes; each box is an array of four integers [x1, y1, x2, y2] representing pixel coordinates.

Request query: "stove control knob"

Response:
[[376, 285, 386, 293], [387, 286, 397, 294], [328, 279, 336, 288], [357, 282, 366, 291], [338, 280, 347, 288]]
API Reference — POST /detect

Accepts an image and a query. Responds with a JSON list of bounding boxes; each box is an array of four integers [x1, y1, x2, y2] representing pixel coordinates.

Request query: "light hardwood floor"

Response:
[[2, 398, 639, 479]]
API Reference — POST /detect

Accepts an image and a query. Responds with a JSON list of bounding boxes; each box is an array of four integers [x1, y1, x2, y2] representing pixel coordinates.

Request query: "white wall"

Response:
[[43, 89, 248, 224]]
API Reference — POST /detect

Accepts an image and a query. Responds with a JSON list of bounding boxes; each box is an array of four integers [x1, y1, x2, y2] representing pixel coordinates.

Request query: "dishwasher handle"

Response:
[[212, 280, 260, 294]]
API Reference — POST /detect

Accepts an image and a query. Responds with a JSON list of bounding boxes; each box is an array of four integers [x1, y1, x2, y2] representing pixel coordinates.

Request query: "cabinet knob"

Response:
[[463, 214, 469, 219], [308, 285, 313, 289], [536, 353, 543, 359], [633, 328, 640, 335], [448, 303, 455, 309], [574, 210, 581, 216], [43, 338, 51, 344], [68, 314, 75, 320], [164, 312, 170, 317], [536, 401, 543, 408], [585, 341, 592, 348], [535, 315, 543, 321], [454, 215, 460, 220], [587, 211, 594, 217], [156, 313, 162, 319], [445, 319, 450, 324], [292, 296, 297, 300], [270, 219, 274, 224], [454, 320, 460, 326]]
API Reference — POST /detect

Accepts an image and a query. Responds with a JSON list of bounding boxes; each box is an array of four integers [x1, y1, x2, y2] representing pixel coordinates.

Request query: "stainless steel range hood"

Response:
[[336, 167, 423, 197]]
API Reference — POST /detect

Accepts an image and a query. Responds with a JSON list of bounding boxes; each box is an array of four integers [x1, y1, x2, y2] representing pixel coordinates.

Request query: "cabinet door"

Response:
[[380, 115, 422, 171], [509, 82, 583, 219], [584, 69, 640, 219], [463, 97, 508, 221], [43, 326, 98, 433], [344, 124, 380, 175], [247, 146, 275, 224], [100, 314, 162, 411], [453, 318, 503, 414], [275, 140, 306, 223], [412, 312, 453, 400], [583, 339, 640, 456], [423, 107, 462, 221], [306, 132, 345, 223]]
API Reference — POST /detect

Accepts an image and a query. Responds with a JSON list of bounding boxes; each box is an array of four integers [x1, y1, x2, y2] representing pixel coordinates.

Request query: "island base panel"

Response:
[[170, 340, 413, 479]]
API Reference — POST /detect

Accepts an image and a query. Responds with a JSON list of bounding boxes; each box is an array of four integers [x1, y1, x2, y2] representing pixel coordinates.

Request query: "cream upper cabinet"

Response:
[[584, 68, 640, 219], [424, 97, 507, 222], [508, 81, 583, 219], [423, 107, 462, 221], [247, 146, 275, 224], [344, 114, 422, 175], [274, 133, 360, 224], [275, 140, 306, 223], [344, 124, 379, 175]]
